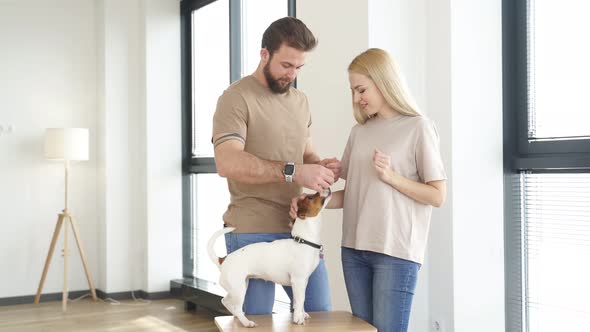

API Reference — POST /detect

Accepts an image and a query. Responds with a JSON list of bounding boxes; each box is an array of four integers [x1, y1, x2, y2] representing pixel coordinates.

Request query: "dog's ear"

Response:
[[297, 194, 312, 219], [296, 200, 304, 217]]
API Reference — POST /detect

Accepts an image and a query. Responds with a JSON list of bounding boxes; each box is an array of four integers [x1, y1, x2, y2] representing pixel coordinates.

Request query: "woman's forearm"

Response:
[[326, 190, 345, 209], [387, 174, 446, 207]]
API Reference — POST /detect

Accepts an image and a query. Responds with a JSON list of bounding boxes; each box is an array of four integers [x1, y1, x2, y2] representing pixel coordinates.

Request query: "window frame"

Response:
[[504, 0, 590, 172], [503, 0, 590, 330], [178, 0, 296, 310]]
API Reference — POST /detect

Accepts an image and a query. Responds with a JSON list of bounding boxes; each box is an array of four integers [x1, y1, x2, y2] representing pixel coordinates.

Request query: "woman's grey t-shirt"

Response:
[[341, 115, 447, 264]]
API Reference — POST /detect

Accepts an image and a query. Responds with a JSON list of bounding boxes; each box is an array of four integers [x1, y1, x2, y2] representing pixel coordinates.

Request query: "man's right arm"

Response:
[[214, 136, 284, 184], [213, 133, 335, 190]]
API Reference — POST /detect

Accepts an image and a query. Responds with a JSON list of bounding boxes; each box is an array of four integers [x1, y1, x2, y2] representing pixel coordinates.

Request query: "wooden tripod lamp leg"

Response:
[[62, 217, 69, 312], [68, 215, 97, 301], [34, 214, 65, 304]]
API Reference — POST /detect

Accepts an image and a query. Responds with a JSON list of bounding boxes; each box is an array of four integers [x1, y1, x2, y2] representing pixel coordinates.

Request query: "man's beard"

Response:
[[263, 61, 293, 94]]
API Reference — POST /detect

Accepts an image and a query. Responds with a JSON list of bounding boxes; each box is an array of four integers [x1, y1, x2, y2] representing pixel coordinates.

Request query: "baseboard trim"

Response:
[[0, 290, 89, 306], [0, 289, 172, 307], [95, 289, 171, 301]]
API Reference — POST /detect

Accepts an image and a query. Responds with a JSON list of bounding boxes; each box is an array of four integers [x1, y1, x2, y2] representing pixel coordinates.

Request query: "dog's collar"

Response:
[[293, 236, 323, 250]]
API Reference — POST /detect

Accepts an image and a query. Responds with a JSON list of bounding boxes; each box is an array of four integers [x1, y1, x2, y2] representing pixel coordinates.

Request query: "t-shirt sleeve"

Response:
[[212, 90, 248, 146], [340, 128, 355, 181], [416, 118, 447, 183]]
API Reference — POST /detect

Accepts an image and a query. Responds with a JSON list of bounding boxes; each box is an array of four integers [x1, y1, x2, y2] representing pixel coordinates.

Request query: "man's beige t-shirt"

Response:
[[212, 75, 311, 233], [341, 115, 446, 264]]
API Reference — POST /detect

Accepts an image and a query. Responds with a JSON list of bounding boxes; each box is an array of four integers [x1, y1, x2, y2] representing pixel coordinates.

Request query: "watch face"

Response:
[[284, 164, 295, 175]]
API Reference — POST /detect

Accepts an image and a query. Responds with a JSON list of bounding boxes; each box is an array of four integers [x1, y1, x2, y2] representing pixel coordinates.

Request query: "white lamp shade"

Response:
[[44, 128, 89, 161]]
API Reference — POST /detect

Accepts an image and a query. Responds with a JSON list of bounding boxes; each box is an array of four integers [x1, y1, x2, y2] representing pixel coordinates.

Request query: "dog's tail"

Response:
[[207, 227, 235, 268]]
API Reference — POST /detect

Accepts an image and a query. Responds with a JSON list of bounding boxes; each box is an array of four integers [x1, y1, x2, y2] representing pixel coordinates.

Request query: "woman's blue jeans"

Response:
[[341, 247, 420, 332], [224, 231, 332, 315]]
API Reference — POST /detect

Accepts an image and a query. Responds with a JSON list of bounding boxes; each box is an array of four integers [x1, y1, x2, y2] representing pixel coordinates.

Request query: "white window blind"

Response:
[[521, 172, 590, 331]]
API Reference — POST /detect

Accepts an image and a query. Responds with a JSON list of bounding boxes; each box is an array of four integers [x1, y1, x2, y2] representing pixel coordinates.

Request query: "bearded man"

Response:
[[211, 16, 341, 315]]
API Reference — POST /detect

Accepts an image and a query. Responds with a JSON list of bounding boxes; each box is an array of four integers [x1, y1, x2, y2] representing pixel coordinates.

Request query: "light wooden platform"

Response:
[[0, 298, 217, 332], [214, 310, 376, 331]]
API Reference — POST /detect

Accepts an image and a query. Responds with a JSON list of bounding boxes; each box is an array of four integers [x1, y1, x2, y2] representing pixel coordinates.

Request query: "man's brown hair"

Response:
[[261, 17, 317, 56]]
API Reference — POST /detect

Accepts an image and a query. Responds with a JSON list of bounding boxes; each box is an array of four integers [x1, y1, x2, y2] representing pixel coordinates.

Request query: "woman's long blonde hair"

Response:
[[348, 48, 421, 124]]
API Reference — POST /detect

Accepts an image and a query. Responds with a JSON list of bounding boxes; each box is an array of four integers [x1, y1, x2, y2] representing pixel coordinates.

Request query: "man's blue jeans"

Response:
[[341, 247, 420, 332], [224, 231, 332, 315]]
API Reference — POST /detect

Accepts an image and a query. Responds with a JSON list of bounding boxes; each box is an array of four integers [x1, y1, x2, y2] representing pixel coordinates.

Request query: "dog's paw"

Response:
[[304, 311, 310, 320], [292, 311, 307, 325], [238, 318, 257, 328]]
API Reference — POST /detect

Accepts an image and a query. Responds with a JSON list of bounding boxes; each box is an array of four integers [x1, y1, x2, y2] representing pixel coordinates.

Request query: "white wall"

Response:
[[425, 1, 455, 331], [0, 0, 181, 298], [96, 0, 182, 294], [98, 0, 146, 294], [449, 0, 504, 331], [369, 0, 427, 105], [0, 0, 99, 298], [297, 0, 367, 312], [143, 0, 182, 293]]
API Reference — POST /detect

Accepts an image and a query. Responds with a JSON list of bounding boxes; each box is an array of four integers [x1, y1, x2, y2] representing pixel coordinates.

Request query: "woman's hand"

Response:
[[373, 148, 395, 184], [319, 157, 342, 182], [372, 148, 446, 207]]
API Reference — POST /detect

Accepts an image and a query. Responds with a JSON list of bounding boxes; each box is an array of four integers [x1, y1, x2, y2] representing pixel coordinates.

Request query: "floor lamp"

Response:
[[34, 128, 97, 311]]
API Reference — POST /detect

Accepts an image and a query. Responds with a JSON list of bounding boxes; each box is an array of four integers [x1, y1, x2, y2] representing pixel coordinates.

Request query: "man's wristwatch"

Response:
[[283, 162, 295, 183]]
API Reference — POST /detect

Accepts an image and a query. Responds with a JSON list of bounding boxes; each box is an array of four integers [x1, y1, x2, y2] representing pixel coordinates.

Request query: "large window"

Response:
[[525, 1, 590, 140], [503, 1, 590, 331], [181, 0, 293, 306], [188, 0, 230, 284]]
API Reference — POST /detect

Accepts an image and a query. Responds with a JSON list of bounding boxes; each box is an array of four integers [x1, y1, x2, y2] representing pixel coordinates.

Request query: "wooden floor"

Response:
[[0, 298, 218, 332]]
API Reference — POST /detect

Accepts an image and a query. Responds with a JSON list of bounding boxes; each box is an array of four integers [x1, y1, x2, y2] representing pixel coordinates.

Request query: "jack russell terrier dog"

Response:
[[207, 189, 332, 327]]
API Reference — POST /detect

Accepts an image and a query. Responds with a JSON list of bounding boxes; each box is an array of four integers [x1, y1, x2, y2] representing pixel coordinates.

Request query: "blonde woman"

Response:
[[291, 48, 447, 332]]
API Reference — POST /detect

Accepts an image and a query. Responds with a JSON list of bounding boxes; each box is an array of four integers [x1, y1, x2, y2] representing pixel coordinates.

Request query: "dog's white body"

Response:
[[207, 193, 330, 327]]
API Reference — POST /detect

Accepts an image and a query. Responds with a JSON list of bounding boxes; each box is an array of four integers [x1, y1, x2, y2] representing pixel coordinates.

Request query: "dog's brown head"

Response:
[[296, 189, 331, 219]]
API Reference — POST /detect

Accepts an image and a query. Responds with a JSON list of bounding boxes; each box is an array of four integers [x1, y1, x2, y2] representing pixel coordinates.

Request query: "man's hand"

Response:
[[293, 164, 334, 192], [318, 157, 342, 182], [289, 194, 308, 219]]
